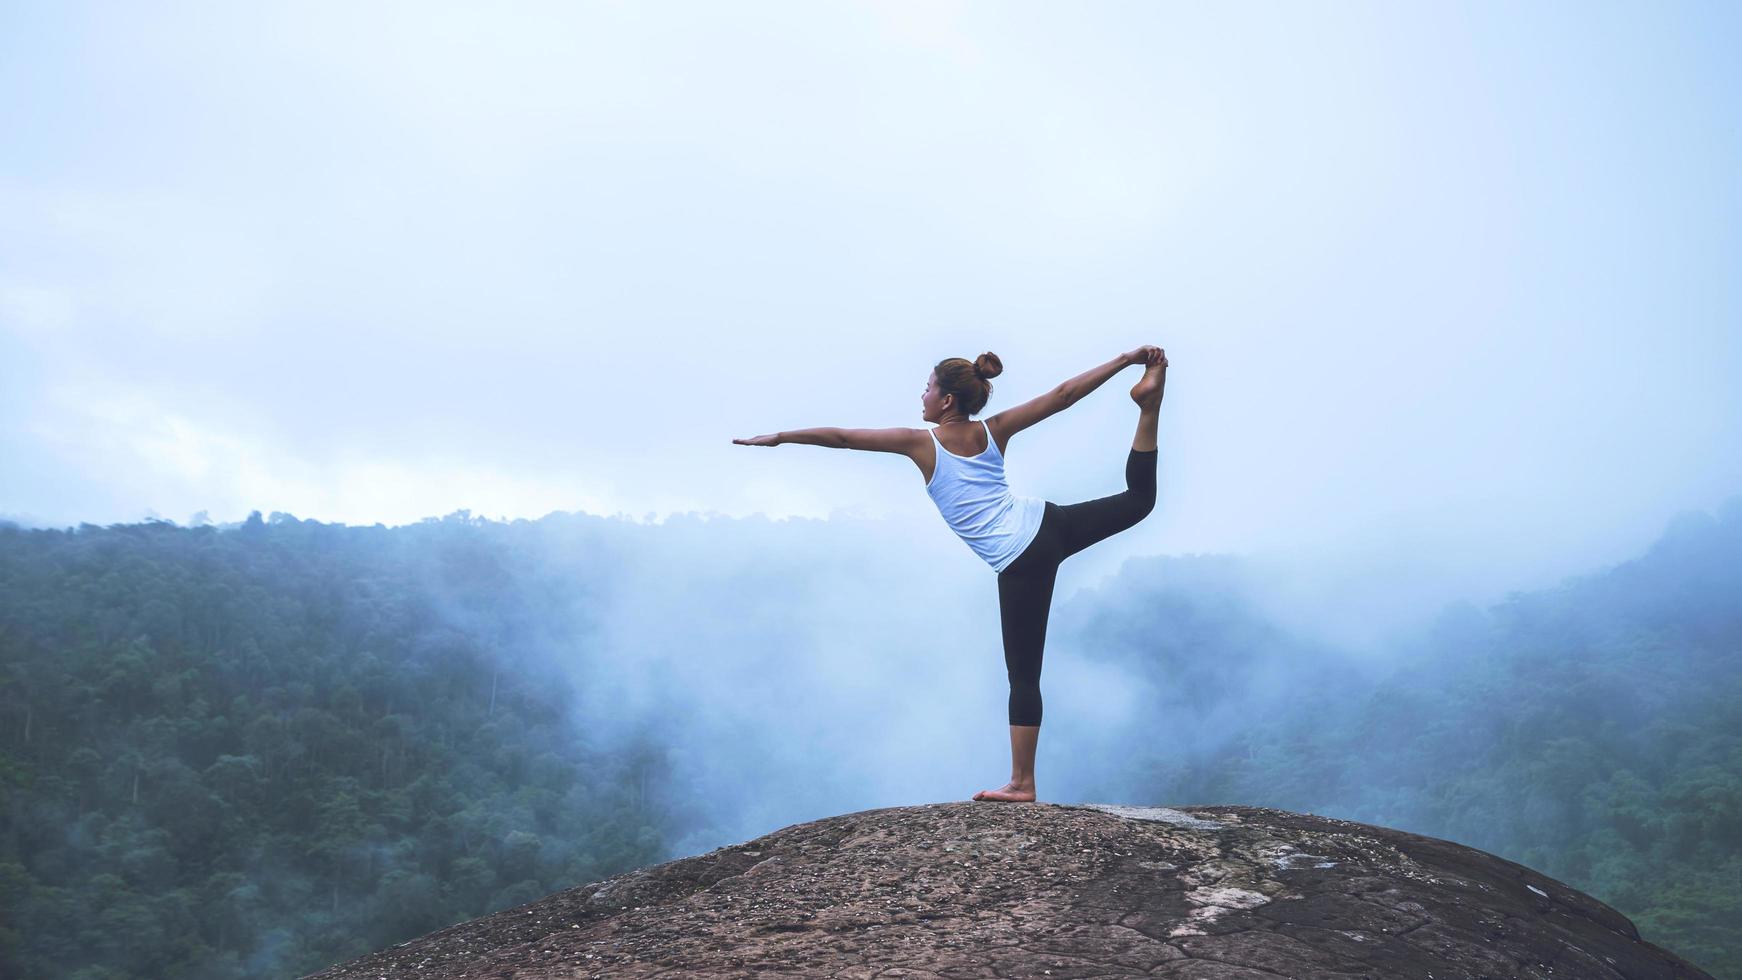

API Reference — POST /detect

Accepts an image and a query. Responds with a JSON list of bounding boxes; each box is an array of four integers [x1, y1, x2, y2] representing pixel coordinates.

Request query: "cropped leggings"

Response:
[[996, 447, 1158, 726]]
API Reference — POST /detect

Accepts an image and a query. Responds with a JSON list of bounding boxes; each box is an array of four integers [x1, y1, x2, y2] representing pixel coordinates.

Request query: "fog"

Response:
[[388, 491, 1737, 857], [2, 1, 1738, 653], [2, 0, 1737, 814], [4, 0, 1740, 841]]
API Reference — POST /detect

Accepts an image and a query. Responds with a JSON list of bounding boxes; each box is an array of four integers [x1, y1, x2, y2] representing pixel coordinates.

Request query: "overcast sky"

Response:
[[3, 0, 1739, 635]]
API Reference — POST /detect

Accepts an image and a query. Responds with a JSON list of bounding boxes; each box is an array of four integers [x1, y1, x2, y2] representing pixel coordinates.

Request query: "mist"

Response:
[[4, 1, 1741, 975], [356, 491, 1742, 860], [3, 0, 1739, 627]]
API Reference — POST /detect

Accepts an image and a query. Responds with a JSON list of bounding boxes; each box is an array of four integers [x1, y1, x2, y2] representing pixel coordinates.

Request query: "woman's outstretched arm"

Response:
[[734, 427, 844, 447], [733, 427, 924, 455]]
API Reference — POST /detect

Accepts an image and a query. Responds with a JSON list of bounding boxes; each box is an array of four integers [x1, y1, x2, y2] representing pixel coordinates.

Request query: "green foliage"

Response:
[[2, 498, 1738, 978], [1067, 498, 1742, 978], [0, 515, 670, 979]]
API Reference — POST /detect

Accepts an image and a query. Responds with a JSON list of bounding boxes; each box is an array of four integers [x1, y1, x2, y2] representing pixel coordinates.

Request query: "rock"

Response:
[[301, 802, 1715, 979]]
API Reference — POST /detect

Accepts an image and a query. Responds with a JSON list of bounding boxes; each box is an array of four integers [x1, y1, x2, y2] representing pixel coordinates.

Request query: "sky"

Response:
[[3, 0, 1740, 644]]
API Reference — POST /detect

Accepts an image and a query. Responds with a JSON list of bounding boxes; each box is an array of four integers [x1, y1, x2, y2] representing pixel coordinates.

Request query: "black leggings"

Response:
[[996, 447, 1158, 726]]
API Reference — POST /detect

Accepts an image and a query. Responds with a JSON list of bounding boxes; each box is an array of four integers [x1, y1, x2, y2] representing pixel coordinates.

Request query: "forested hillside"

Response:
[[2, 498, 1737, 978], [1059, 500, 1742, 975], [0, 513, 669, 979]]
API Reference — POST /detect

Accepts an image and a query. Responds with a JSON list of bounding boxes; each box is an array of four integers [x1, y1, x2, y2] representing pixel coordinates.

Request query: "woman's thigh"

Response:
[[1053, 491, 1147, 561], [996, 554, 1059, 677], [996, 504, 1064, 671]]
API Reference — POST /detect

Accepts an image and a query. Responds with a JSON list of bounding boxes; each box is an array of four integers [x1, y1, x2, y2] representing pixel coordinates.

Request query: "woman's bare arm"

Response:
[[733, 427, 923, 455], [1058, 352, 1141, 404], [989, 347, 1156, 441], [776, 427, 846, 447]]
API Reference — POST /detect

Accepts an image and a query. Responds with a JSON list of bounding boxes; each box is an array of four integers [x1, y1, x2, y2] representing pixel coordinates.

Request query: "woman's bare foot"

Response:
[[973, 780, 1037, 803], [1130, 348, 1168, 410]]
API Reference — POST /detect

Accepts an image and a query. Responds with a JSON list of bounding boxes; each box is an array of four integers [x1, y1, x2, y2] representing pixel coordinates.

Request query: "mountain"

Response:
[[302, 801, 1714, 979]]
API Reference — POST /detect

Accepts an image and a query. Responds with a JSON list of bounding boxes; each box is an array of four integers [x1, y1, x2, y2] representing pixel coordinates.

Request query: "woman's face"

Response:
[[922, 371, 949, 423]]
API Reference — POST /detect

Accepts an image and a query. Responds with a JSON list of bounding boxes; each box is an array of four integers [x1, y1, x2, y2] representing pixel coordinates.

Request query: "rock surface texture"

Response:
[[303, 802, 1715, 979]]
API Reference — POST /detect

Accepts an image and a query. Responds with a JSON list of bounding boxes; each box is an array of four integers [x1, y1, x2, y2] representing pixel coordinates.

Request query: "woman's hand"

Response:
[[1122, 344, 1162, 367], [733, 433, 782, 447]]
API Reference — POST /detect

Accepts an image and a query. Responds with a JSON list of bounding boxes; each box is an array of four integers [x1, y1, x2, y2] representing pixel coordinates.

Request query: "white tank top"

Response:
[[925, 419, 1047, 573]]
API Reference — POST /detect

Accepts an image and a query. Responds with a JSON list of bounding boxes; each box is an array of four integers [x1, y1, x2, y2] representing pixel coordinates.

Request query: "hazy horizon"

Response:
[[5, 1, 1740, 651], [7, 490, 1738, 669]]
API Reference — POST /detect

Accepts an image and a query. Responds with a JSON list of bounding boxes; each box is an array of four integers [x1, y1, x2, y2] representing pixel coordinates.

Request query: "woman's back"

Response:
[[925, 419, 1045, 573], [930, 419, 994, 458]]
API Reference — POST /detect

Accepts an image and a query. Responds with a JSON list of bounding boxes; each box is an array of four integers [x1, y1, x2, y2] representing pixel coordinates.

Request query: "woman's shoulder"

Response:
[[981, 416, 1009, 455]]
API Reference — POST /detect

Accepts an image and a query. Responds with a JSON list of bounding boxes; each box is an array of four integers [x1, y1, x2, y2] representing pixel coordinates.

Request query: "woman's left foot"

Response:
[[973, 781, 1037, 803]]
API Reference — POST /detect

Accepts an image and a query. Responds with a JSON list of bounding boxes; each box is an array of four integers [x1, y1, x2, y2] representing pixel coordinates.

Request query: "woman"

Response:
[[733, 344, 1168, 802]]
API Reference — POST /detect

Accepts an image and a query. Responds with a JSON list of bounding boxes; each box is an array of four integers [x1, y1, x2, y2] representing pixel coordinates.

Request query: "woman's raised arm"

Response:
[[1058, 347, 1156, 403], [989, 347, 1156, 442]]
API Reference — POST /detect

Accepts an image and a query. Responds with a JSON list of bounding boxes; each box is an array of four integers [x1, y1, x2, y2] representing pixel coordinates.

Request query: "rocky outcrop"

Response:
[[303, 802, 1715, 979]]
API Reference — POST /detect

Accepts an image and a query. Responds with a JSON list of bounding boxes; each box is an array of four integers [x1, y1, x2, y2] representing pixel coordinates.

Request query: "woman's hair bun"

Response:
[[974, 352, 1004, 380]]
